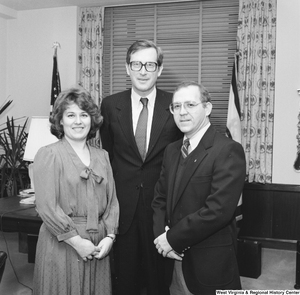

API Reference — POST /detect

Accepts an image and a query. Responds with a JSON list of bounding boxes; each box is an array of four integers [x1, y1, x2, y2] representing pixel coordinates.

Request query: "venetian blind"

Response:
[[103, 0, 239, 133]]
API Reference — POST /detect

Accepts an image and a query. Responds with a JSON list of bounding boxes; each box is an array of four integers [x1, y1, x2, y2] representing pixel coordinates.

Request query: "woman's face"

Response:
[[60, 103, 91, 142]]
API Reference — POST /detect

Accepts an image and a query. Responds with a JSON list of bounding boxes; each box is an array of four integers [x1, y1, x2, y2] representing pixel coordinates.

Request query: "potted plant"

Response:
[[0, 116, 29, 197]]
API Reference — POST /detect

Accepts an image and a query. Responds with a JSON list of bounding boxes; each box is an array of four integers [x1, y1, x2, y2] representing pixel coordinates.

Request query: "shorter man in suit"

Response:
[[152, 81, 246, 295]]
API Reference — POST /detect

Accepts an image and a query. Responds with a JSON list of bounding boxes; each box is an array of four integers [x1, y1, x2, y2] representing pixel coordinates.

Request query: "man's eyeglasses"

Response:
[[129, 61, 158, 72], [169, 101, 202, 114]]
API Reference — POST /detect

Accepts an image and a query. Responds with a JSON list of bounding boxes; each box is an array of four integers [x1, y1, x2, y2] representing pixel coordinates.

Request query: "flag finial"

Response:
[[52, 42, 61, 57]]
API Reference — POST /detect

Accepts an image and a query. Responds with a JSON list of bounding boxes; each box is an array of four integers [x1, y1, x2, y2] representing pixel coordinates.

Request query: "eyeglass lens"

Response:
[[170, 102, 201, 114], [130, 61, 157, 72]]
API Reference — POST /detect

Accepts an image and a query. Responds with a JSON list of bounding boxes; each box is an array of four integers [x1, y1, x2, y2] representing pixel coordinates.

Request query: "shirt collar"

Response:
[[183, 122, 211, 153], [131, 88, 156, 108]]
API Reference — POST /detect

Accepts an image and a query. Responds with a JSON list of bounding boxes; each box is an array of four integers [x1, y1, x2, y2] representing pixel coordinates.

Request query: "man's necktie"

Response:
[[135, 97, 148, 161], [181, 138, 190, 159]]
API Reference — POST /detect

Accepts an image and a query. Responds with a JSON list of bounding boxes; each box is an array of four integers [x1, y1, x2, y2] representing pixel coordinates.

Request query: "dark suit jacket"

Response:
[[101, 88, 182, 235], [152, 125, 246, 294]]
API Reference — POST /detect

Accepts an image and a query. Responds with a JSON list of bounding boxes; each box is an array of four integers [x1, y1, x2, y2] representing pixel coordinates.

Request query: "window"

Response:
[[103, 0, 239, 133]]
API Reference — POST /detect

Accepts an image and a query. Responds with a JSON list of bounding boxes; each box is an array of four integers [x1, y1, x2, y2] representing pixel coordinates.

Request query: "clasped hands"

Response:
[[154, 227, 183, 261], [66, 235, 115, 262]]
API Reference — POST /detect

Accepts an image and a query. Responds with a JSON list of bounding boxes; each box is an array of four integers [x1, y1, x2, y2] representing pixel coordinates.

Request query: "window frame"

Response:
[[103, 0, 239, 133]]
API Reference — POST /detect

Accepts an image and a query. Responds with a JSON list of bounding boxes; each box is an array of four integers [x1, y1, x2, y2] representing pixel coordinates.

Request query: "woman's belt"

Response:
[[69, 215, 102, 224]]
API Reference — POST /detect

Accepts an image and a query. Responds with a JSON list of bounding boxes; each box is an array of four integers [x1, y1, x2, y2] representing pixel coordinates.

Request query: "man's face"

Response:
[[126, 48, 163, 97], [172, 85, 212, 138]]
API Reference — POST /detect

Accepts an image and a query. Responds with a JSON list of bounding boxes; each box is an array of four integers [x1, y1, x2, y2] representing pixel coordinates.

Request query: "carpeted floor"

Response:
[[0, 231, 297, 294], [0, 232, 34, 295], [241, 247, 296, 290]]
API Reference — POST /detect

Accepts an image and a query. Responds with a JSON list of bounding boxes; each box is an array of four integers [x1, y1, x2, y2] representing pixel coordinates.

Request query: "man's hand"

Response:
[[154, 230, 183, 261], [165, 250, 184, 261]]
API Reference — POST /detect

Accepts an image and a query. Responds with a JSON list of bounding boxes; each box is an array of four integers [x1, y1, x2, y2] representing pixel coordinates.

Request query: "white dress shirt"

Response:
[[184, 122, 211, 154]]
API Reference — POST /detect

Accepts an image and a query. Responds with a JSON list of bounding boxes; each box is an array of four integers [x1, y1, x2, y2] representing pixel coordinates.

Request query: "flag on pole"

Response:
[[294, 105, 300, 172], [226, 54, 241, 143], [50, 46, 61, 114], [226, 53, 243, 227]]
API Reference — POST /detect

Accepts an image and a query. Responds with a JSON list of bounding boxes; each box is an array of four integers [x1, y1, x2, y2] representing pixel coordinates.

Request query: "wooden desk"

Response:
[[0, 196, 42, 262]]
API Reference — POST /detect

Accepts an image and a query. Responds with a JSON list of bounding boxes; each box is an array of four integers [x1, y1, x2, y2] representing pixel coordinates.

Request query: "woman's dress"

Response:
[[32, 138, 119, 295]]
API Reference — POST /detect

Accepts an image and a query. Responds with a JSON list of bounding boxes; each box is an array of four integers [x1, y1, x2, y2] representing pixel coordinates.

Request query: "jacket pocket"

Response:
[[184, 233, 236, 287], [190, 174, 212, 184]]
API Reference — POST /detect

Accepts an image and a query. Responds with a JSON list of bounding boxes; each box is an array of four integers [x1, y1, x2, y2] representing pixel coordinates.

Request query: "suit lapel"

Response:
[[167, 142, 181, 217], [171, 126, 216, 211], [146, 90, 171, 161], [116, 89, 172, 161], [116, 91, 140, 157]]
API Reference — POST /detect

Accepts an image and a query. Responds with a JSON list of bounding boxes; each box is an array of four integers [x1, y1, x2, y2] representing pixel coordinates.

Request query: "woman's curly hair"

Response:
[[50, 87, 103, 140]]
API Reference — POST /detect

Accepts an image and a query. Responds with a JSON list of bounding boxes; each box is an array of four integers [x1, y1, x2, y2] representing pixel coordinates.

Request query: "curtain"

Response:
[[237, 0, 276, 183], [77, 7, 104, 106], [77, 7, 104, 147]]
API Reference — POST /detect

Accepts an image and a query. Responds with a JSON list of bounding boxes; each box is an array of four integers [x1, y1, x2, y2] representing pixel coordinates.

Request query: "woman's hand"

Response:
[[65, 235, 98, 261], [94, 236, 115, 260]]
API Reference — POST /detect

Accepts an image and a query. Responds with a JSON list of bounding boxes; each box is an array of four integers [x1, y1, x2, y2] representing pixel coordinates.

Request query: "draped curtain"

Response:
[[77, 7, 104, 106], [77, 7, 104, 147], [237, 0, 276, 183]]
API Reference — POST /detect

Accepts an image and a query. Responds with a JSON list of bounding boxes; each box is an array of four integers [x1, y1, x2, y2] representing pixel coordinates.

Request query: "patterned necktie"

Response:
[[181, 138, 190, 159], [135, 97, 148, 161]]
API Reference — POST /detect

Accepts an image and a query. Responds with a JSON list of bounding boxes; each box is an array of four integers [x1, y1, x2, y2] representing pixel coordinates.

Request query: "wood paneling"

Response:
[[239, 183, 300, 244]]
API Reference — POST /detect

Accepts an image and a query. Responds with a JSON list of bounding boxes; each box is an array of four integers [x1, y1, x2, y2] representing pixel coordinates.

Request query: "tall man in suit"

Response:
[[152, 81, 246, 294], [100, 40, 182, 295]]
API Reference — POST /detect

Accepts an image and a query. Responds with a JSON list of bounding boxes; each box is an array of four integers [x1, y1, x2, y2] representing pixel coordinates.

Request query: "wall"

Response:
[[0, 0, 299, 185], [272, 0, 300, 185], [0, 17, 6, 103], [1, 6, 78, 126]]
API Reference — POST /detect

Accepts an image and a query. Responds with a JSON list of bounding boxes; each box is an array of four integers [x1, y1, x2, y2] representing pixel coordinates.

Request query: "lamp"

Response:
[[23, 116, 58, 190]]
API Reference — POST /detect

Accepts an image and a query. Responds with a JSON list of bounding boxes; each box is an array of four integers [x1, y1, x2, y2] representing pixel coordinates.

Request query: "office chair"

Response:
[[0, 251, 7, 283]]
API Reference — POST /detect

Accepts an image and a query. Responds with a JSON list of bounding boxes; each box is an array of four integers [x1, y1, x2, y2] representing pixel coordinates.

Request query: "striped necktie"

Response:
[[135, 97, 148, 161], [181, 139, 190, 159]]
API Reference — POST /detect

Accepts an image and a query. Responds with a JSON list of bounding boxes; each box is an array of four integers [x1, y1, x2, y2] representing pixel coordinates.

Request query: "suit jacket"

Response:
[[152, 125, 246, 294], [101, 88, 182, 235]]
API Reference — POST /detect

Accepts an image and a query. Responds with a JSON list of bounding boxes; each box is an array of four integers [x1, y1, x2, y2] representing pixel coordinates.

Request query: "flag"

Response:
[[294, 109, 300, 172], [226, 55, 241, 143], [294, 151, 300, 172], [226, 53, 243, 227], [50, 53, 61, 113]]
